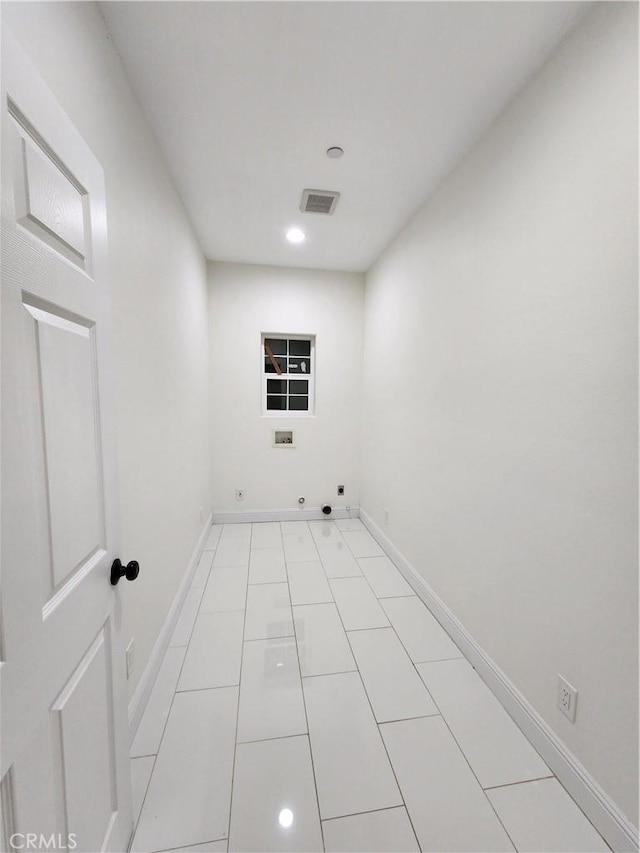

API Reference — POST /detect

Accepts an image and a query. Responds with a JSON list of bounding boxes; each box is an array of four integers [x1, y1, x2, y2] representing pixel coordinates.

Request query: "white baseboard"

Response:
[[212, 506, 360, 524], [127, 512, 213, 741], [359, 508, 639, 853]]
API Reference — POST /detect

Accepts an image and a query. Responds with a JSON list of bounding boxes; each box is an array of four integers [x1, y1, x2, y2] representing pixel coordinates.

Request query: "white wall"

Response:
[[209, 262, 364, 513], [2, 2, 211, 700], [361, 2, 638, 826]]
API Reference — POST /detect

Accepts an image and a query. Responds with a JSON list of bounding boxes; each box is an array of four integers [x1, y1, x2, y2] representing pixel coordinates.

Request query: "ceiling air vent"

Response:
[[300, 189, 340, 215]]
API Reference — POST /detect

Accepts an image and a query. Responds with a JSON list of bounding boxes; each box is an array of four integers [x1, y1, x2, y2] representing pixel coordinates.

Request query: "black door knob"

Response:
[[110, 558, 140, 585]]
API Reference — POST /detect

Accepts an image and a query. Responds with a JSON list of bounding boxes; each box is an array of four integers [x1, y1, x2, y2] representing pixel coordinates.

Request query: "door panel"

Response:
[[53, 629, 116, 853], [1, 29, 131, 853], [10, 724, 57, 841], [27, 303, 104, 592], [9, 98, 92, 271]]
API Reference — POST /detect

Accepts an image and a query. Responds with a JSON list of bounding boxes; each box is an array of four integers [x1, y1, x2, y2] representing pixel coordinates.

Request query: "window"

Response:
[[262, 334, 315, 415]]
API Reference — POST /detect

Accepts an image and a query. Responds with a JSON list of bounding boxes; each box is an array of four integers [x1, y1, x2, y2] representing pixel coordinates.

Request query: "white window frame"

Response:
[[261, 333, 315, 417]]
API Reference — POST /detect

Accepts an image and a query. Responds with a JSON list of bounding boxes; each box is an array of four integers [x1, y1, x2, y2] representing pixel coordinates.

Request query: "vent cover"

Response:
[[300, 189, 340, 215]]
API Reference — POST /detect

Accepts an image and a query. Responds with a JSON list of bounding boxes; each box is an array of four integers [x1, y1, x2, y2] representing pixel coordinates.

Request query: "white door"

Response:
[[1, 30, 132, 853]]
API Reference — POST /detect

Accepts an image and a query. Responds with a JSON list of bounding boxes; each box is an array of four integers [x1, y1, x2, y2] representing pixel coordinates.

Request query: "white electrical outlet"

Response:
[[235, 489, 245, 501], [126, 639, 135, 680], [557, 675, 578, 722]]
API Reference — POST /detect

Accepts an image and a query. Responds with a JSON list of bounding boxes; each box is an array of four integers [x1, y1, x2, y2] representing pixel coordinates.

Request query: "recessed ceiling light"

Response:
[[279, 809, 294, 828], [326, 146, 344, 159], [286, 227, 305, 244]]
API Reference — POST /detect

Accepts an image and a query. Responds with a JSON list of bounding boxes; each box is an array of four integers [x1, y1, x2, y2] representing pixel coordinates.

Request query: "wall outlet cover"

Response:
[[557, 675, 578, 722]]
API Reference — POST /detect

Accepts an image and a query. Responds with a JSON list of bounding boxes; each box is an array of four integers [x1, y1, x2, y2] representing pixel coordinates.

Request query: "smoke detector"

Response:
[[300, 189, 340, 215]]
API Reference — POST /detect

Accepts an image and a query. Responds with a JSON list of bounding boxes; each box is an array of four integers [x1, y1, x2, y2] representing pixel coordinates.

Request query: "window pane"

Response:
[[267, 379, 287, 394], [264, 356, 287, 374], [289, 339, 311, 357], [288, 395, 309, 411], [265, 338, 287, 356], [266, 395, 287, 410], [288, 357, 310, 374], [289, 380, 308, 395]]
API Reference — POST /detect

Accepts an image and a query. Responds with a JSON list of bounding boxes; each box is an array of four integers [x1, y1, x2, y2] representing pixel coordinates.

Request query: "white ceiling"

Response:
[[100, 1, 591, 273]]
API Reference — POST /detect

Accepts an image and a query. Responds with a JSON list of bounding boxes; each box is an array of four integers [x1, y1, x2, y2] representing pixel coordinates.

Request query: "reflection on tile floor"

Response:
[[130, 520, 610, 853]]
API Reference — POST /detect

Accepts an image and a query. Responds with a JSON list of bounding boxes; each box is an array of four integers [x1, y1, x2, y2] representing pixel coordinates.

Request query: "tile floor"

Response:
[[129, 519, 610, 853]]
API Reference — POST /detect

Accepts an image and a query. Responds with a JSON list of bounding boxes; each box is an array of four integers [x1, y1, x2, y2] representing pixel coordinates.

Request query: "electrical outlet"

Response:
[[337, 484, 345, 496], [126, 639, 135, 680], [235, 489, 245, 501], [557, 675, 578, 722]]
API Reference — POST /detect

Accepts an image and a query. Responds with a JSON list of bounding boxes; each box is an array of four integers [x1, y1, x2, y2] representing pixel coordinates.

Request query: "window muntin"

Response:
[[262, 334, 315, 415]]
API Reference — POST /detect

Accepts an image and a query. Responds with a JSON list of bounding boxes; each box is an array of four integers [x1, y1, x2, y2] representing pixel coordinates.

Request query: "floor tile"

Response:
[[348, 628, 439, 722], [132, 687, 237, 852], [220, 523, 252, 540], [293, 604, 356, 677], [192, 550, 215, 588], [381, 716, 514, 852], [178, 611, 244, 692], [200, 566, 248, 613], [335, 518, 365, 532], [303, 671, 402, 819], [131, 756, 154, 825], [130, 514, 612, 853], [329, 577, 389, 630], [249, 548, 287, 584], [251, 522, 283, 549], [357, 556, 414, 598], [287, 561, 333, 606], [131, 647, 186, 757], [487, 778, 609, 852], [203, 525, 222, 551], [316, 541, 362, 578], [236, 638, 307, 743], [322, 807, 419, 853], [156, 843, 227, 852], [170, 587, 205, 647], [283, 534, 319, 563], [281, 521, 310, 535], [342, 530, 384, 558], [417, 658, 550, 788], [244, 583, 294, 641], [381, 596, 462, 662], [308, 521, 342, 543], [229, 736, 323, 852], [213, 538, 251, 568]]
